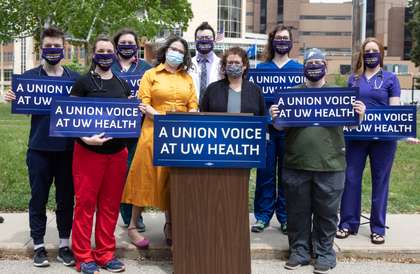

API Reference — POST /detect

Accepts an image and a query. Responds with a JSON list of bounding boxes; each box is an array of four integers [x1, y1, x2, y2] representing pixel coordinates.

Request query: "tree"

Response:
[[0, 0, 193, 63], [408, 0, 420, 67]]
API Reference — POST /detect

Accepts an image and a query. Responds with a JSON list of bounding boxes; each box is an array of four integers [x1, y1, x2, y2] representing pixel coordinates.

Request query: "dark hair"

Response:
[[90, 35, 115, 71], [220, 47, 249, 79], [156, 36, 192, 71], [263, 25, 293, 61], [41, 27, 65, 45], [354, 37, 385, 77], [194, 21, 215, 40], [113, 28, 139, 47]]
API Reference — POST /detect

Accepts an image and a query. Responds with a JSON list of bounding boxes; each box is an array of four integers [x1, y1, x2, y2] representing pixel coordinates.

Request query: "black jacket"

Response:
[[200, 78, 266, 116]]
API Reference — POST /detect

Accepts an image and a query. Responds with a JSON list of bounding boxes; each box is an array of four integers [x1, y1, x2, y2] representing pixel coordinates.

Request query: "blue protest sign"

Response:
[[11, 74, 76, 114], [273, 87, 360, 127], [247, 69, 305, 103], [49, 97, 142, 138], [118, 74, 141, 97], [153, 114, 267, 168], [344, 106, 417, 140]]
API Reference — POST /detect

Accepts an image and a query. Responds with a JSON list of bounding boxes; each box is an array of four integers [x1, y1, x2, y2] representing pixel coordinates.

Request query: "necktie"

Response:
[[199, 58, 208, 103]]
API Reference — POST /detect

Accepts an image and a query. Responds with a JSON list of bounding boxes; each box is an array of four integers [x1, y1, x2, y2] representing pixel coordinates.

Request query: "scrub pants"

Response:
[[283, 168, 345, 268], [72, 143, 128, 269], [339, 140, 397, 236], [27, 148, 74, 245], [254, 126, 287, 225]]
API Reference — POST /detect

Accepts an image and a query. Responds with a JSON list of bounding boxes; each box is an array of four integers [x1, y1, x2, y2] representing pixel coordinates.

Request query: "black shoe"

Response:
[[251, 220, 268, 233], [284, 257, 308, 270], [313, 263, 333, 274], [0, 216, 4, 223], [57, 246, 75, 266], [33, 247, 49, 267], [280, 223, 288, 235]]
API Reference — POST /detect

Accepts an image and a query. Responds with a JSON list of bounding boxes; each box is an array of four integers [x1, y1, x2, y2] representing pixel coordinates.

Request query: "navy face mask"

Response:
[[42, 47, 64, 65], [117, 44, 138, 59], [363, 52, 381, 68], [272, 39, 292, 55], [304, 63, 326, 82], [93, 53, 115, 71], [196, 39, 214, 55]]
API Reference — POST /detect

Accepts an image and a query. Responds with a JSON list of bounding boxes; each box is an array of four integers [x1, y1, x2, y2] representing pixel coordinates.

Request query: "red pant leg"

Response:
[[93, 148, 128, 266], [72, 142, 107, 270]]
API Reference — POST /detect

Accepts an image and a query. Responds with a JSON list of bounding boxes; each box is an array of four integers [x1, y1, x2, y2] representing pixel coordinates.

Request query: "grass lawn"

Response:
[[0, 103, 419, 213]]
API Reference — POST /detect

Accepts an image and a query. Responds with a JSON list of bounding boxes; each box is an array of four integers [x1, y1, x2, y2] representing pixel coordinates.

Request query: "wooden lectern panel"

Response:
[[171, 167, 251, 274]]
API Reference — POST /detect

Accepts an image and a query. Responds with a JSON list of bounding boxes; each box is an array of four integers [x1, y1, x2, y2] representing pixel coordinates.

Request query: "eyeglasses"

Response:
[[43, 43, 63, 48], [273, 36, 290, 41], [227, 61, 242, 65], [196, 35, 214, 41], [169, 46, 185, 54]]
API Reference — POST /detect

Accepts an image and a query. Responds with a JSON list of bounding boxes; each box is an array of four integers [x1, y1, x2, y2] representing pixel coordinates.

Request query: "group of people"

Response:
[[4, 20, 419, 274]]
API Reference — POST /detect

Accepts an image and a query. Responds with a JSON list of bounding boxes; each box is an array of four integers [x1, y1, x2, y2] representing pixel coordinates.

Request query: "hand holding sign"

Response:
[[4, 89, 16, 102], [81, 132, 113, 146]]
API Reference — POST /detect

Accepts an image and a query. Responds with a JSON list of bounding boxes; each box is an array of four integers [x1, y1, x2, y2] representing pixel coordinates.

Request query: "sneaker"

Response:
[[313, 263, 333, 274], [280, 223, 288, 235], [57, 246, 75, 266], [136, 215, 146, 233], [251, 220, 268, 233], [80, 261, 100, 274], [104, 258, 125, 273], [284, 257, 308, 270], [33, 247, 49, 267]]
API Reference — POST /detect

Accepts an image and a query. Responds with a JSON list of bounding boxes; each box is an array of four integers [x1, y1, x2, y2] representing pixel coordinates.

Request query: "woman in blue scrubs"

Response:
[[252, 25, 303, 234], [337, 38, 418, 244]]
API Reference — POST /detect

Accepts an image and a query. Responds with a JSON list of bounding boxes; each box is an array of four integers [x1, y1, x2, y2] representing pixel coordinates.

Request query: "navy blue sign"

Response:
[[344, 106, 417, 140], [247, 69, 304, 103], [11, 74, 76, 114], [49, 97, 142, 138], [118, 74, 141, 97], [273, 87, 360, 127], [153, 114, 267, 168]]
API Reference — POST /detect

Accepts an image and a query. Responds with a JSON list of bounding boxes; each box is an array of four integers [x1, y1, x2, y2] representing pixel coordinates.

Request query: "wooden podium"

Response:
[[153, 112, 266, 274], [171, 167, 251, 274]]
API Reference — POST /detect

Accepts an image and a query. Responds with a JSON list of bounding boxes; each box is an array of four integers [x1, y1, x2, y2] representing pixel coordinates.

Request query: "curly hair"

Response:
[[220, 47, 249, 79], [155, 36, 192, 71]]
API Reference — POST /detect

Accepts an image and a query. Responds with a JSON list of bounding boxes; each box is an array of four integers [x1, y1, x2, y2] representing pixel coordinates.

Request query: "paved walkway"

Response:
[[1, 213, 419, 261]]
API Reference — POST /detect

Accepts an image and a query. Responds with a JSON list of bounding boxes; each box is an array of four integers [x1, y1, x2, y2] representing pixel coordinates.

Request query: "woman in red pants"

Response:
[[70, 36, 131, 274]]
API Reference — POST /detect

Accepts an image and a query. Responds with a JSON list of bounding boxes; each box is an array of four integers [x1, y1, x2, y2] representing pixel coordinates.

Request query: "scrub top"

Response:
[[348, 69, 401, 107]]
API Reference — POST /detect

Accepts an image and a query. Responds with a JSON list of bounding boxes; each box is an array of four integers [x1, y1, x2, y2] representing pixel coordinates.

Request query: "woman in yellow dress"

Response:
[[122, 36, 198, 248]]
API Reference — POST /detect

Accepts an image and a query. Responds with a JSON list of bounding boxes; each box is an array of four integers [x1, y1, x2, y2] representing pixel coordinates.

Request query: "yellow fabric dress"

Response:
[[122, 64, 198, 210]]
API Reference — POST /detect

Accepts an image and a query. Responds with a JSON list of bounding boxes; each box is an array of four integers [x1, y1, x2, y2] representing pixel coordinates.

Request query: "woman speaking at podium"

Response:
[[123, 36, 198, 247], [200, 46, 265, 117]]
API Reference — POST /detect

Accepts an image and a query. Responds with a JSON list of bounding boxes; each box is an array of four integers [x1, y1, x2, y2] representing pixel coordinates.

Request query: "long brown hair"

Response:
[[263, 25, 293, 62], [354, 37, 384, 77], [220, 47, 249, 79]]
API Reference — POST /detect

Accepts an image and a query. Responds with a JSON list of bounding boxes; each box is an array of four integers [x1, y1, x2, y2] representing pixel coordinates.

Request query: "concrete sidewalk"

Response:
[[0, 213, 419, 261]]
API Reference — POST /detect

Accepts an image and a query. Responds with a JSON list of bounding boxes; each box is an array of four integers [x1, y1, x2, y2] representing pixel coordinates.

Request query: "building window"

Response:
[[20, 38, 26, 73], [300, 31, 351, 36], [366, 0, 375, 37], [277, 0, 284, 24], [80, 47, 86, 59], [67, 47, 72, 59], [74, 47, 79, 59], [218, 0, 242, 38], [260, 0, 267, 33], [3, 69, 13, 81], [299, 15, 351, 20], [384, 64, 409, 75]]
